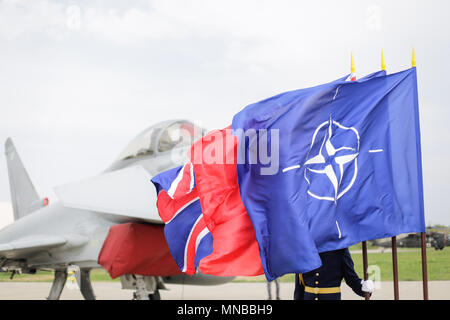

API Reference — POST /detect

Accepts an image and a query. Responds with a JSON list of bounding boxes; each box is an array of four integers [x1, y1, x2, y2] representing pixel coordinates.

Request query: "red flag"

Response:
[[190, 127, 264, 276]]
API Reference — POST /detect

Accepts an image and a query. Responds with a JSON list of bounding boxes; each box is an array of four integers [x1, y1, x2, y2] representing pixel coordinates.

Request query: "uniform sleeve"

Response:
[[293, 274, 305, 300], [341, 248, 366, 297]]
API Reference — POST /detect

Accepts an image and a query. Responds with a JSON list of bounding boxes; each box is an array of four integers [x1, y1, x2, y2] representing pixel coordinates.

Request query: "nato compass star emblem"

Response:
[[303, 117, 360, 203], [281, 115, 385, 204], [280, 115, 385, 239], [281, 115, 385, 239]]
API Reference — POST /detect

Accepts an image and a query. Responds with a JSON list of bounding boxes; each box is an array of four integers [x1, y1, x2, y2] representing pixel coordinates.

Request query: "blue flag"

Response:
[[232, 68, 424, 280], [151, 164, 213, 275]]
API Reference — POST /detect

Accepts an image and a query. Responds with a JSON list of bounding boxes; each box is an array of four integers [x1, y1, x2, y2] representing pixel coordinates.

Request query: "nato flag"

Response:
[[232, 68, 424, 280]]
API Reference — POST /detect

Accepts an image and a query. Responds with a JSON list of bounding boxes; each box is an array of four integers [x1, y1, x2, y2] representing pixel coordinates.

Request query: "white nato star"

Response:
[[303, 117, 360, 203]]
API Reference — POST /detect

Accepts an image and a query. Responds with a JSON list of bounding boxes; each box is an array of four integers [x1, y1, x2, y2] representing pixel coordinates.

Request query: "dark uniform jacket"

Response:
[[294, 248, 366, 300]]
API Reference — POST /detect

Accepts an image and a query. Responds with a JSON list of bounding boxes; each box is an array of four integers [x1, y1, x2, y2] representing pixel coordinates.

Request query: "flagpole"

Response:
[[391, 236, 400, 299], [351, 51, 370, 301], [361, 241, 370, 300], [382, 49, 400, 300], [421, 232, 429, 300], [412, 47, 429, 300]]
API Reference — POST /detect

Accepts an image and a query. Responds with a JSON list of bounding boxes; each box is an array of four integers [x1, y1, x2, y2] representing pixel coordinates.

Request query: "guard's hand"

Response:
[[361, 279, 374, 293]]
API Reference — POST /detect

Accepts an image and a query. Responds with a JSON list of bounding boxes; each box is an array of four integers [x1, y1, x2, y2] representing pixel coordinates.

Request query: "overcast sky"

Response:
[[0, 0, 449, 227]]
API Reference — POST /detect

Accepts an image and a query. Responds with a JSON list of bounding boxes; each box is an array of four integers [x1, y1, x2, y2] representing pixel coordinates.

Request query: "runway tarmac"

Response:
[[0, 281, 448, 300]]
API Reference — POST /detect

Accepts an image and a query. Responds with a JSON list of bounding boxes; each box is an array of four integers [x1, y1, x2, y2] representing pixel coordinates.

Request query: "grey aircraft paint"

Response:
[[0, 120, 234, 300]]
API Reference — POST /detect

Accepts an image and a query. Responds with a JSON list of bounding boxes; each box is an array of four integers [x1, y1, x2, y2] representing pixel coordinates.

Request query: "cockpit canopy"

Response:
[[116, 120, 204, 161]]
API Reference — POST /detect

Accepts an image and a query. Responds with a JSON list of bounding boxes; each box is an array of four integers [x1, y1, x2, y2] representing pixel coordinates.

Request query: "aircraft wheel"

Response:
[[149, 289, 161, 300]]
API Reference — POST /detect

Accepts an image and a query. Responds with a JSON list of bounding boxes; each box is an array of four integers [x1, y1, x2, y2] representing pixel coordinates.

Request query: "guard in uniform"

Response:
[[294, 248, 374, 300]]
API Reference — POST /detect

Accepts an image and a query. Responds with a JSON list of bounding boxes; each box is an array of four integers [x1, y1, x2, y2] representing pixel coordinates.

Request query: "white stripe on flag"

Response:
[[167, 164, 186, 198], [166, 197, 200, 224], [282, 165, 300, 173], [336, 220, 342, 239], [182, 214, 204, 273], [189, 162, 195, 193], [195, 227, 210, 254]]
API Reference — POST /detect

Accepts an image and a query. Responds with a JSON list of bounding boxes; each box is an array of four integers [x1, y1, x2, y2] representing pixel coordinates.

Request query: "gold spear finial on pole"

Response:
[[412, 48, 416, 67], [351, 52, 355, 74], [381, 49, 386, 71]]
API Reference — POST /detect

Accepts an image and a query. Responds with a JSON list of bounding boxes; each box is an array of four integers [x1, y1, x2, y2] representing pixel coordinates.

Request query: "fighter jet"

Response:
[[0, 120, 233, 300]]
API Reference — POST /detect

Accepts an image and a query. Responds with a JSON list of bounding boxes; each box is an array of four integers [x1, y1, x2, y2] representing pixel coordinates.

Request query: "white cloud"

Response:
[[0, 0, 449, 226], [0, 0, 67, 40], [82, 6, 182, 44], [0, 1, 353, 48]]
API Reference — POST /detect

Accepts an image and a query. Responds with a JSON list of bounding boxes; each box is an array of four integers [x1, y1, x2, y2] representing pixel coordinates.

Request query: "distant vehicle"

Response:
[[372, 230, 448, 250], [0, 120, 234, 300]]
